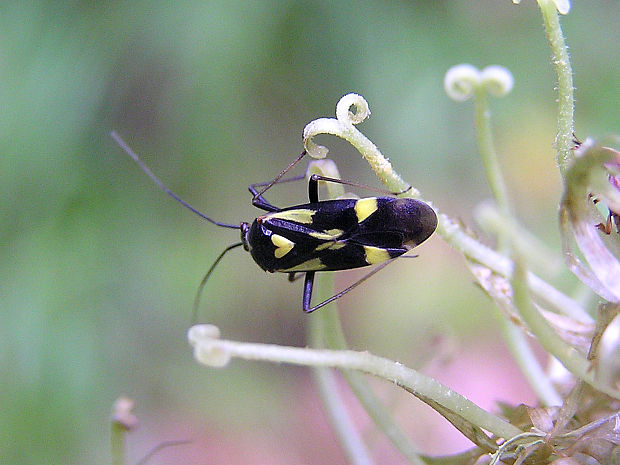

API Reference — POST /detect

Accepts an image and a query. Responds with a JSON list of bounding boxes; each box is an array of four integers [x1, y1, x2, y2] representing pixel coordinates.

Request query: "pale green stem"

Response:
[[308, 253, 375, 465], [320, 298, 427, 465], [440, 213, 591, 323], [512, 254, 620, 399], [472, 85, 561, 407], [190, 332, 524, 440], [110, 423, 126, 465], [497, 318, 563, 406], [312, 366, 375, 465], [475, 202, 563, 278], [307, 161, 423, 463], [539, 0, 575, 176], [304, 95, 592, 324], [473, 87, 512, 219]]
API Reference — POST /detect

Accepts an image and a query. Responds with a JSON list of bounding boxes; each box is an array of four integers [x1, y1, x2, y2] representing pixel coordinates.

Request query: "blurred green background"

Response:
[[2, 1, 619, 463]]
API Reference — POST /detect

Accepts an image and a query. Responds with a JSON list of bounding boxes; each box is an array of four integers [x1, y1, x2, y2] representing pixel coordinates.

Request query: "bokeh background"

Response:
[[2, 1, 619, 464]]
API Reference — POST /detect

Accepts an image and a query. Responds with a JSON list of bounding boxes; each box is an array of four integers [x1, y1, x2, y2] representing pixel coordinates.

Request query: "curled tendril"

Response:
[[188, 324, 231, 367], [303, 93, 372, 160], [111, 396, 138, 430], [480, 66, 514, 97], [512, 0, 570, 14], [302, 93, 411, 193], [444, 64, 480, 102], [444, 64, 514, 102], [335, 93, 371, 125]]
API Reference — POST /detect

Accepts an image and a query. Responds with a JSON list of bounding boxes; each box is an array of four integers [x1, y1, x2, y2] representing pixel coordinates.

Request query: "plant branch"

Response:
[[539, 0, 575, 176], [189, 326, 525, 441], [319, 294, 427, 465], [308, 273, 376, 465], [303, 94, 592, 325]]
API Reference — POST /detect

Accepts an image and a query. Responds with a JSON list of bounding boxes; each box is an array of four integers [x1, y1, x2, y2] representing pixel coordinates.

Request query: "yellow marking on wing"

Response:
[[314, 242, 331, 251], [282, 258, 326, 272], [271, 234, 295, 258], [309, 228, 344, 240], [269, 209, 315, 224], [314, 241, 347, 252], [355, 198, 378, 223], [363, 245, 391, 264], [326, 228, 344, 236]]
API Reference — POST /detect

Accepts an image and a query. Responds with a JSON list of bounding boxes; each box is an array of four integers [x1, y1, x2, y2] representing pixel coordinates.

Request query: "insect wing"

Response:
[[246, 197, 436, 273]]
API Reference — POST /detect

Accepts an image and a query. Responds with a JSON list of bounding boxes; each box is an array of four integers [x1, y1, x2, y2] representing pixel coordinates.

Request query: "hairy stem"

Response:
[[189, 328, 525, 440], [539, 0, 575, 176]]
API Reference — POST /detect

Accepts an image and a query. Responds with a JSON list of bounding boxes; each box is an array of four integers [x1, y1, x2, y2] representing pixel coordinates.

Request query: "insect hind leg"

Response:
[[303, 258, 403, 313], [302, 272, 316, 313]]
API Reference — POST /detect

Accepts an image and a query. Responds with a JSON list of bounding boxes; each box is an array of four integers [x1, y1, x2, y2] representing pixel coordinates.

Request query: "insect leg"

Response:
[[250, 150, 308, 211], [304, 258, 401, 313], [308, 174, 412, 199], [302, 271, 315, 313], [250, 174, 306, 212], [288, 272, 304, 282], [308, 172, 319, 203]]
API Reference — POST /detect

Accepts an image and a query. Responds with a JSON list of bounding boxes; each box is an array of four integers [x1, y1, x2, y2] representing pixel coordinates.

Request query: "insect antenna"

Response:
[[112, 131, 247, 323], [192, 241, 245, 324], [110, 131, 240, 230]]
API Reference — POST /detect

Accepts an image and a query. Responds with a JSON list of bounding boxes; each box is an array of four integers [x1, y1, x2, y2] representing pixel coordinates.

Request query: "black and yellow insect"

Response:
[[112, 132, 437, 313]]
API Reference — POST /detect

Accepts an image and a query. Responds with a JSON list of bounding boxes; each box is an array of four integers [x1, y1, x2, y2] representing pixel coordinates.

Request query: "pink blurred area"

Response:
[[127, 338, 538, 463]]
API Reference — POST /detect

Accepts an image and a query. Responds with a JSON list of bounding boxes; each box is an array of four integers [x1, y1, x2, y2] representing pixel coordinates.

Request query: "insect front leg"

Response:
[[308, 174, 319, 203], [249, 174, 306, 212], [250, 150, 308, 212]]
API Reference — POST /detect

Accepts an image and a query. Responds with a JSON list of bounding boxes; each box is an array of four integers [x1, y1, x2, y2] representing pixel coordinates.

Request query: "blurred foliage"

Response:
[[1, 1, 619, 464]]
